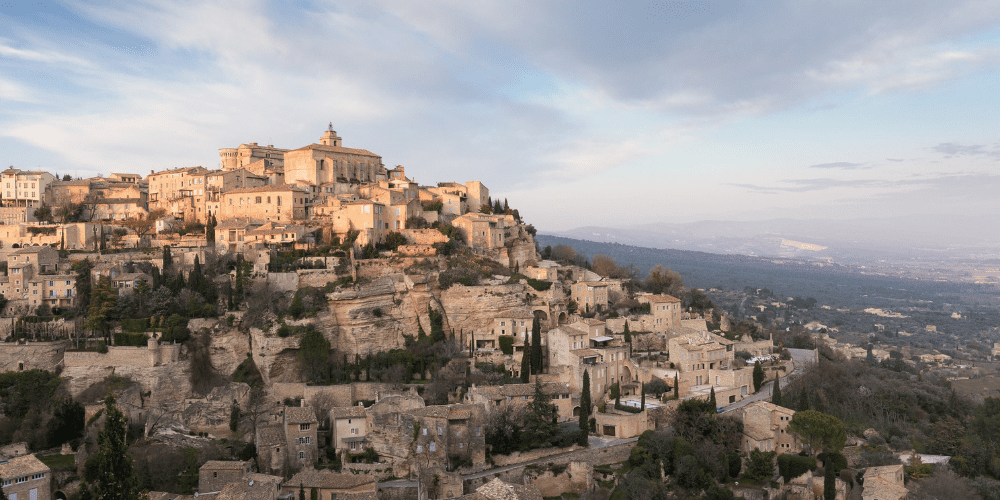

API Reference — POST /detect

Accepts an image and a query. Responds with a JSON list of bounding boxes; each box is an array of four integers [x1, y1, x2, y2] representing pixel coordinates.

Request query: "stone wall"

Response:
[[297, 269, 345, 288], [399, 229, 449, 246], [342, 462, 395, 480], [491, 444, 583, 467], [270, 382, 397, 410], [0, 340, 69, 372], [526, 461, 593, 498], [464, 440, 636, 491], [266, 272, 299, 292], [681, 318, 708, 331]]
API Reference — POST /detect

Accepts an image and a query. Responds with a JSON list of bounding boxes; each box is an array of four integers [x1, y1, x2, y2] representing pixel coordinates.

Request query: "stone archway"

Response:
[[558, 311, 567, 324], [620, 364, 632, 383], [54, 491, 67, 500], [573, 406, 581, 417]]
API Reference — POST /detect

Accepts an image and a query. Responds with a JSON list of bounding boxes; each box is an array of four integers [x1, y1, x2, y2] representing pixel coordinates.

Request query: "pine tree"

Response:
[[709, 386, 717, 407], [772, 375, 783, 406], [824, 460, 836, 500], [674, 373, 679, 399], [91, 394, 147, 500], [530, 316, 542, 374], [578, 370, 591, 445]]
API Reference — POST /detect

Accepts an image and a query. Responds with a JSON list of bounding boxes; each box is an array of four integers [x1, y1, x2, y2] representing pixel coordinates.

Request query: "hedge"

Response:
[[114, 332, 149, 347], [121, 318, 151, 333], [498, 336, 515, 355], [817, 451, 847, 471], [778, 454, 817, 481]]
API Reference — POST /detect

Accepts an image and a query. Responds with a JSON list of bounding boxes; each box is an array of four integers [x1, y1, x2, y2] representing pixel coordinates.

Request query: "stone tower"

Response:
[[320, 123, 342, 147]]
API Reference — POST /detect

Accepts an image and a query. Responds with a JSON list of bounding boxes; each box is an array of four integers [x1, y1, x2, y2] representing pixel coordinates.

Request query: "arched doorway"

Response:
[[54, 491, 67, 500], [558, 312, 567, 324], [573, 406, 581, 417]]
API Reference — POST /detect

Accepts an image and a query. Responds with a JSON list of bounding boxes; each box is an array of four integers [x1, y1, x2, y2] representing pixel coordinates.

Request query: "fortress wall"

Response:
[[399, 229, 448, 246], [64, 346, 156, 368], [0, 340, 69, 372]]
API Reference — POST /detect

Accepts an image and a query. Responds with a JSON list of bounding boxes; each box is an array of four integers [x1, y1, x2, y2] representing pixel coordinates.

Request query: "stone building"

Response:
[[452, 213, 507, 250], [312, 197, 389, 248], [635, 294, 683, 331], [669, 331, 753, 403], [219, 142, 288, 172], [330, 405, 369, 455], [365, 402, 485, 476], [283, 127, 385, 186], [214, 217, 265, 253], [466, 383, 575, 422], [220, 184, 308, 222], [0, 247, 77, 310], [282, 406, 318, 467], [198, 460, 250, 494], [245, 222, 306, 249], [147, 166, 211, 221], [0, 453, 51, 500], [737, 401, 799, 454], [255, 425, 286, 475], [570, 282, 610, 313], [282, 470, 376, 499], [1, 169, 56, 208], [204, 168, 268, 218], [546, 321, 636, 405], [861, 465, 908, 500]]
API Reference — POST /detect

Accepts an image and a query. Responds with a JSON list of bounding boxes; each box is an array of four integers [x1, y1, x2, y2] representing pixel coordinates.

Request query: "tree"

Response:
[[753, 361, 765, 393], [578, 370, 591, 445], [73, 258, 94, 313], [709, 386, 717, 408], [824, 461, 836, 500], [90, 394, 147, 500], [520, 336, 530, 383], [644, 264, 685, 296], [205, 212, 217, 243], [299, 328, 331, 384], [45, 397, 85, 448], [33, 206, 53, 223], [289, 289, 305, 319], [787, 410, 847, 456], [530, 316, 542, 375], [550, 245, 577, 262], [122, 209, 164, 241], [86, 277, 117, 343], [866, 344, 876, 366], [592, 254, 618, 278], [229, 400, 241, 433], [522, 382, 558, 448], [640, 383, 646, 411], [162, 246, 173, 269], [299, 483, 305, 500], [674, 373, 679, 399], [771, 375, 782, 406]]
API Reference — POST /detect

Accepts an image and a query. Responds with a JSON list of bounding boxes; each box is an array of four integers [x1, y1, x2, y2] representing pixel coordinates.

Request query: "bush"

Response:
[[113, 332, 149, 347], [778, 454, 817, 481], [818, 451, 847, 471], [498, 336, 514, 355], [121, 318, 151, 333]]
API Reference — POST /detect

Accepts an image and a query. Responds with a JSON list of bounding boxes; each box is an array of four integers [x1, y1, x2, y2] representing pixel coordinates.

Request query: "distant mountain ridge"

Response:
[[545, 214, 1000, 263]]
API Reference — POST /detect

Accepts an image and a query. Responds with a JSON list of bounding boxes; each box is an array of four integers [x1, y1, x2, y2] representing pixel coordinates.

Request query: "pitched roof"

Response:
[[285, 469, 376, 490], [330, 406, 368, 419], [290, 144, 381, 158], [216, 217, 265, 229], [284, 406, 318, 424], [0, 454, 49, 479], [256, 426, 284, 447], [200, 460, 249, 471], [642, 294, 681, 303]]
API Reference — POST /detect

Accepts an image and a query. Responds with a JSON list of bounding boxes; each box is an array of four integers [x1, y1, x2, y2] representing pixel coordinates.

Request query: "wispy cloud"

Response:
[[932, 142, 999, 158], [809, 162, 865, 170]]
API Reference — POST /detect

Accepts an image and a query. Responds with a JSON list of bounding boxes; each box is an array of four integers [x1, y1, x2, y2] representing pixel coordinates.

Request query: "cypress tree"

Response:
[[640, 382, 646, 410], [709, 386, 717, 408], [162, 245, 172, 269], [772, 375, 783, 406], [674, 373, 679, 399], [190, 255, 205, 295], [299, 483, 306, 500], [91, 394, 146, 500], [753, 361, 765, 393], [520, 335, 531, 383], [578, 369, 591, 445], [824, 460, 836, 500], [614, 383, 621, 407], [530, 316, 542, 374]]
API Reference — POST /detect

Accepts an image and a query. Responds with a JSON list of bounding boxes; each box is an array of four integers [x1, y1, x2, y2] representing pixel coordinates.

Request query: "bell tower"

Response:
[[320, 122, 342, 147]]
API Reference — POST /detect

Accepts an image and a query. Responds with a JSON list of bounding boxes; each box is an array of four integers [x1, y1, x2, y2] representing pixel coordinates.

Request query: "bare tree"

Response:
[[122, 208, 166, 240]]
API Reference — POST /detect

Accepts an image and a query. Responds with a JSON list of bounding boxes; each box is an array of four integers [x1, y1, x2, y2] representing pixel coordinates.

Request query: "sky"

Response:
[[1, 1, 999, 232]]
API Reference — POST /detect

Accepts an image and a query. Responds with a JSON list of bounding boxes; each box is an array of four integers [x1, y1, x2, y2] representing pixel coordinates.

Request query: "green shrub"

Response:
[[778, 454, 817, 481], [121, 318, 150, 333], [498, 336, 515, 355], [113, 332, 149, 347]]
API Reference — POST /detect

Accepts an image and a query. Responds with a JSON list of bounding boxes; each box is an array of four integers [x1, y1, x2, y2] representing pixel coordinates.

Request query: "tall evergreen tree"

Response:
[[614, 383, 621, 407], [623, 320, 631, 343], [640, 383, 646, 410], [520, 336, 531, 383], [205, 212, 216, 243], [530, 316, 542, 374], [578, 370, 591, 445], [91, 394, 147, 500], [865, 344, 876, 366], [86, 277, 118, 343], [753, 361, 766, 393], [772, 375, 783, 406], [674, 373, 679, 399], [162, 245, 172, 269], [189, 255, 205, 296], [299, 483, 306, 500], [824, 460, 836, 500], [709, 386, 717, 407]]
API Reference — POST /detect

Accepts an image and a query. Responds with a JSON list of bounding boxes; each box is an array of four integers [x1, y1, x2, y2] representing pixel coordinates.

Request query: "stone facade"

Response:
[[63, 340, 180, 369], [198, 460, 250, 494], [0, 454, 51, 500], [737, 401, 799, 454], [220, 184, 308, 222], [283, 129, 385, 186]]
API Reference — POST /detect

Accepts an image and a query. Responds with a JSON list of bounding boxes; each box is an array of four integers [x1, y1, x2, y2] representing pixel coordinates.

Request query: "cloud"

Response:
[[932, 142, 999, 158], [809, 162, 864, 169]]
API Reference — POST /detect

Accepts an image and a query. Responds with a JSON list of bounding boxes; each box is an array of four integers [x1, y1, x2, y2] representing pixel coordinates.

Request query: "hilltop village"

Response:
[[1, 128, 997, 500]]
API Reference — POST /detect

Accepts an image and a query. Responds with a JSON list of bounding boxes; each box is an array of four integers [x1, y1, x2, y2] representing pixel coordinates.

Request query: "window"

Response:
[[429, 442, 436, 452], [350, 428, 357, 434], [422, 428, 427, 435], [298, 452, 305, 459], [437, 427, 443, 436], [417, 445, 423, 453], [256, 196, 262, 204], [300, 423, 311, 431]]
